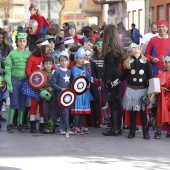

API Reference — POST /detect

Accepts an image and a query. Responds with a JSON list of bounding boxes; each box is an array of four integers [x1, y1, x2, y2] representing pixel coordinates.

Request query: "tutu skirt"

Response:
[[123, 87, 147, 111]]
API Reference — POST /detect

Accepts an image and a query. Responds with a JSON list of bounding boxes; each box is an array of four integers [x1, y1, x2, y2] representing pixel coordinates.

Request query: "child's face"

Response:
[[69, 28, 76, 37], [129, 46, 141, 56], [165, 61, 170, 70], [85, 55, 91, 61], [84, 42, 93, 51], [97, 45, 102, 53], [17, 38, 27, 49], [76, 57, 85, 67], [48, 41, 55, 51], [59, 30, 64, 38], [30, 8, 37, 15], [55, 57, 59, 64], [59, 56, 68, 68], [43, 61, 53, 72]]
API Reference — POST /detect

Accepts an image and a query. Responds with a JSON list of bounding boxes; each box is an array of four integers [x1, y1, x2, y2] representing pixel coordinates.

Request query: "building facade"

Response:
[[150, 0, 170, 34]]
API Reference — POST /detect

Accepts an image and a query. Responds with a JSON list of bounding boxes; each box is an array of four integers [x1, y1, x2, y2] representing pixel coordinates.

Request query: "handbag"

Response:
[[140, 95, 150, 107], [147, 78, 161, 94]]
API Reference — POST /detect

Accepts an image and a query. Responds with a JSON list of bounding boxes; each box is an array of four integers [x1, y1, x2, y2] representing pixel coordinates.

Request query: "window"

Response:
[[79, 0, 82, 9]]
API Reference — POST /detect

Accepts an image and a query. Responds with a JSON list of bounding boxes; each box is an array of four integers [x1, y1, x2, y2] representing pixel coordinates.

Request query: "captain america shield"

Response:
[[58, 89, 76, 108], [71, 76, 89, 95], [28, 70, 47, 90]]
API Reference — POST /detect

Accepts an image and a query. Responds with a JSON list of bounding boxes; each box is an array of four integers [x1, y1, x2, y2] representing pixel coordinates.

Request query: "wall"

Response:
[[126, 0, 145, 36], [150, 0, 170, 34]]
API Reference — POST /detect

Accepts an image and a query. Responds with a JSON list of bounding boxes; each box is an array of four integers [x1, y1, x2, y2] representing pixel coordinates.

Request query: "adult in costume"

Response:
[[145, 19, 170, 75]]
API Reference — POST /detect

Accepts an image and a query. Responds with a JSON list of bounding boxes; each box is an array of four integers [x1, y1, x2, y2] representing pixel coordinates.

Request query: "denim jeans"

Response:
[[58, 106, 70, 131], [9, 77, 27, 110]]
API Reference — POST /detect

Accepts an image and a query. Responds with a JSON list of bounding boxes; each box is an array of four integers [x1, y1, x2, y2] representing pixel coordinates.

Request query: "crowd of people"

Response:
[[0, 2, 169, 140]]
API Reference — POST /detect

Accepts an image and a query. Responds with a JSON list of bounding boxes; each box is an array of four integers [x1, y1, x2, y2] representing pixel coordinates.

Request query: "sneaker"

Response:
[[0, 115, 6, 122], [73, 127, 83, 135], [135, 126, 142, 133], [57, 129, 66, 135], [7, 124, 14, 133], [66, 130, 74, 135], [17, 124, 26, 133], [80, 127, 89, 134]]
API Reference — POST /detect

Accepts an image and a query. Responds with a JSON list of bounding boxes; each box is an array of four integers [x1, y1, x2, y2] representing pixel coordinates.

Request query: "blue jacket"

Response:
[[132, 28, 142, 44]]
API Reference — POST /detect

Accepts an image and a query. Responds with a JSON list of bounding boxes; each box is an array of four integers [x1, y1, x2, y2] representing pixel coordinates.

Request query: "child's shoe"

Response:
[[73, 127, 83, 135], [7, 124, 14, 133], [17, 124, 26, 133], [57, 129, 66, 135], [80, 127, 89, 134]]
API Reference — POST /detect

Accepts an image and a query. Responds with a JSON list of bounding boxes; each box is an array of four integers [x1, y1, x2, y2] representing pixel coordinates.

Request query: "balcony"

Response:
[[82, 0, 103, 17], [93, 0, 123, 4]]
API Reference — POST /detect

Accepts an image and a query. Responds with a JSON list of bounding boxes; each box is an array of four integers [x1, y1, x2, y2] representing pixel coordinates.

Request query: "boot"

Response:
[[7, 124, 14, 133], [111, 111, 119, 136], [142, 126, 150, 139], [30, 121, 37, 133], [39, 123, 45, 133], [127, 126, 135, 138], [49, 118, 56, 133], [42, 120, 50, 134], [128, 111, 136, 139]]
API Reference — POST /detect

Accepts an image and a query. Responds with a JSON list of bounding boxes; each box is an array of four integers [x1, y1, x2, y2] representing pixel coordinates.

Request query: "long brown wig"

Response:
[[101, 24, 126, 59], [0, 30, 11, 57]]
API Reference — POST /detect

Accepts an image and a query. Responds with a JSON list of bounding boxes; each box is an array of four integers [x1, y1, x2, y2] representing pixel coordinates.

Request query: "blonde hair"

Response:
[[123, 54, 147, 69], [30, 4, 41, 16]]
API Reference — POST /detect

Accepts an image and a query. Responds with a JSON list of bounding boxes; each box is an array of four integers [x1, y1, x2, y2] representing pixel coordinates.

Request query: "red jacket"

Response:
[[26, 55, 56, 77]]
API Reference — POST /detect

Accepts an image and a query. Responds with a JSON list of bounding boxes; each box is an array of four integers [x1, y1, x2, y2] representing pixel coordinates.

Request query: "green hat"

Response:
[[17, 33, 28, 39], [40, 90, 52, 101], [45, 35, 55, 40], [95, 41, 102, 47]]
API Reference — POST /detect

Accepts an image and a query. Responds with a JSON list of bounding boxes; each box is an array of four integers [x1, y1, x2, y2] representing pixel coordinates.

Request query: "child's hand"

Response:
[[48, 87, 53, 92], [61, 88, 66, 91], [87, 84, 90, 89], [9, 90, 13, 93]]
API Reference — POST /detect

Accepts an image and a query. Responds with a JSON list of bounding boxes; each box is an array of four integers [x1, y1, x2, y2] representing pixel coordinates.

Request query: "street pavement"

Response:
[[0, 112, 170, 170]]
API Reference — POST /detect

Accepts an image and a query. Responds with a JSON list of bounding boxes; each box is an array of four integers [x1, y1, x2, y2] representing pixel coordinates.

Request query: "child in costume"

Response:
[[23, 38, 50, 133], [45, 35, 56, 60], [71, 47, 101, 134], [5, 32, 31, 133], [84, 51, 101, 128], [40, 57, 57, 134], [113, 43, 153, 139], [29, 2, 50, 38], [51, 50, 74, 135], [154, 55, 170, 139]]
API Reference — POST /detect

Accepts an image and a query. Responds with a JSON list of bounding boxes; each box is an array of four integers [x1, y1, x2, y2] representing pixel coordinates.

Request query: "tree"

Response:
[[55, 0, 66, 26], [0, 0, 13, 26]]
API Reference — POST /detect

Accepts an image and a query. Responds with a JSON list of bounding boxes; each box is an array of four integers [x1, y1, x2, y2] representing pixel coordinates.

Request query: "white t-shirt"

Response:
[[141, 32, 158, 53]]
